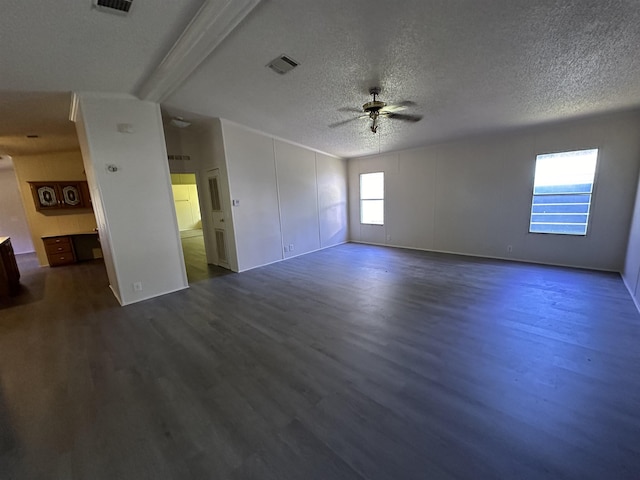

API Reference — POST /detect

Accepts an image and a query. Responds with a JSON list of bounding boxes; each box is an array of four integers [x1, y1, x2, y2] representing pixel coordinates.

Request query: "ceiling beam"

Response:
[[137, 0, 261, 103]]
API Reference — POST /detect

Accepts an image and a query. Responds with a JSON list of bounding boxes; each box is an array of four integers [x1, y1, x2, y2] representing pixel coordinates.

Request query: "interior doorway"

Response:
[[170, 173, 208, 282]]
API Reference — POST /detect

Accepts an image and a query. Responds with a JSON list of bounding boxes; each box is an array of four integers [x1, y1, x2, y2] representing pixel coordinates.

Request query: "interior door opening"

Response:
[[171, 172, 231, 283], [170, 173, 208, 282]]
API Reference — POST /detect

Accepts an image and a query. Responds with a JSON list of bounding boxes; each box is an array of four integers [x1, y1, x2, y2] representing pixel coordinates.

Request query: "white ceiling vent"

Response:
[[94, 0, 133, 15], [267, 55, 299, 75]]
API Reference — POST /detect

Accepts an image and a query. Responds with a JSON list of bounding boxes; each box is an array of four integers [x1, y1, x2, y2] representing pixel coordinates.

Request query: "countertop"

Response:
[[41, 232, 98, 239]]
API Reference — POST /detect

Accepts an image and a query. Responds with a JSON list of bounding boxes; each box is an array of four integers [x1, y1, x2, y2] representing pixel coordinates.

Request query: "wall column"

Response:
[[72, 93, 187, 305]]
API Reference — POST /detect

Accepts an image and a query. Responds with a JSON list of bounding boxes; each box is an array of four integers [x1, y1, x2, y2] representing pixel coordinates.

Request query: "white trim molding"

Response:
[[137, 0, 262, 103]]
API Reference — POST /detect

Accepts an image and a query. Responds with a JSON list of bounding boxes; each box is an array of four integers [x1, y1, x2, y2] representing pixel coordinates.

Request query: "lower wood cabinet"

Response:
[[43, 236, 76, 266], [0, 237, 20, 297]]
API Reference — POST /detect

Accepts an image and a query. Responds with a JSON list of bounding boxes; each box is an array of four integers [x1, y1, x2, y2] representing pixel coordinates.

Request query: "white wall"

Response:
[[349, 111, 640, 271], [170, 174, 202, 231], [223, 123, 283, 271], [317, 152, 348, 248], [221, 121, 348, 272], [0, 163, 34, 254], [165, 124, 202, 174], [623, 168, 640, 308], [171, 184, 202, 230], [275, 140, 321, 258], [73, 93, 188, 305]]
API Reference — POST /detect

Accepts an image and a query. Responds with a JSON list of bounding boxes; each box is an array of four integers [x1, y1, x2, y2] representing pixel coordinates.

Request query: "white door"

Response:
[[207, 169, 229, 269]]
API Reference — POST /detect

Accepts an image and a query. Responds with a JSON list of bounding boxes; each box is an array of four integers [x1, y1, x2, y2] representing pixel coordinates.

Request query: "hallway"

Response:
[[180, 229, 230, 283]]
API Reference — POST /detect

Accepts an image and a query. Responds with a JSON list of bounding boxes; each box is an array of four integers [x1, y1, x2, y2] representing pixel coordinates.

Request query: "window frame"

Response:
[[360, 172, 385, 226], [528, 148, 599, 237]]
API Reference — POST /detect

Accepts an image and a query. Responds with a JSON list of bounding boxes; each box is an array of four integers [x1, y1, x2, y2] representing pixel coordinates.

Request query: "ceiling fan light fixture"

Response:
[[330, 87, 422, 133], [362, 100, 386, 114]]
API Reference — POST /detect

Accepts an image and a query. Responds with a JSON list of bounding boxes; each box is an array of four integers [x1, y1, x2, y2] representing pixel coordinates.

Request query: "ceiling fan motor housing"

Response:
[[363, 100, 386, 114]]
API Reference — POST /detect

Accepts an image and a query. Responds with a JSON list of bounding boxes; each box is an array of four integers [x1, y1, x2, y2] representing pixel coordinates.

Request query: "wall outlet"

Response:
[[133, 281, 143, 292], [289, 244, 294, 251], [507, 245, 513, 253]]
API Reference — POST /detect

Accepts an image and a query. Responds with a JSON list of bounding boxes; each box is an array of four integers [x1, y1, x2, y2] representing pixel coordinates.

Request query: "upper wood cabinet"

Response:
[[29, 181, 92, 211]]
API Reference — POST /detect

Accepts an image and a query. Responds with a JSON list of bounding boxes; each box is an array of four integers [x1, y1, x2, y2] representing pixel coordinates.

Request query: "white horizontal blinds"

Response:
[[530, 149, 598, 235], [360, 172, 384, 225]]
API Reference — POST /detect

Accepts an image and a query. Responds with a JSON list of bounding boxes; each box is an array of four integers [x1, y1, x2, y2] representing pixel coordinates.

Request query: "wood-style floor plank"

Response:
[[1, 243, 639, 479]]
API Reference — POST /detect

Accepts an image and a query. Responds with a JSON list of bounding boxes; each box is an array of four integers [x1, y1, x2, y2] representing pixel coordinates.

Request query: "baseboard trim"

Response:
[[622, 275, 640, 314], [109, 284, 124, 306], [116, 284, 189, 306], [348, 240, 619, 273], [237, 241, 349, 273]]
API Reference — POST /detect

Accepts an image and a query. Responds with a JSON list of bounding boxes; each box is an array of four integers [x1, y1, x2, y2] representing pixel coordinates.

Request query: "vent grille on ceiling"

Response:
[[94, 0, 133, 14], [267, 55, 299, 75]]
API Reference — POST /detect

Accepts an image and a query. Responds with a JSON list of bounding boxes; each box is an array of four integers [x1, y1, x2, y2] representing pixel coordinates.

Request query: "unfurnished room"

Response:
[[1, 1, 640, 479]]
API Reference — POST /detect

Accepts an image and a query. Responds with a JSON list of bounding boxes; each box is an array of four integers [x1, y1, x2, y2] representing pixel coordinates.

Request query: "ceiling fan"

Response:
[[330, 87, 423, 133]]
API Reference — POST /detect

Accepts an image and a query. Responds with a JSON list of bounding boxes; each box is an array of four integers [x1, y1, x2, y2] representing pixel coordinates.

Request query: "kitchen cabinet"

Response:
[[0, 237, 20, 297], [29, 181, 91, 211]]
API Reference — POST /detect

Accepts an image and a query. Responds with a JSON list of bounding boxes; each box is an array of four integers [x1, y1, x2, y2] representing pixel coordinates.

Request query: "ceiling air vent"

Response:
[[94, 0, 133, 15], [267, 55, 299, 75]]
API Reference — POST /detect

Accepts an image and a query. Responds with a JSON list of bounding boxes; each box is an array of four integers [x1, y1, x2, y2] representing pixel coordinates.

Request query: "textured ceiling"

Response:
[[1, 0, 640, 158], [0, 92, 78, 156], [0, 0, 203, 94], [165, 0, 640, 157], [0, 0, 203, 156]]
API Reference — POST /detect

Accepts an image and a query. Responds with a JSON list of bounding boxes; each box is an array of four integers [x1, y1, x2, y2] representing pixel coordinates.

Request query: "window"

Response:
[[529, 149, 598, 235], [360, 172, 384, 225]]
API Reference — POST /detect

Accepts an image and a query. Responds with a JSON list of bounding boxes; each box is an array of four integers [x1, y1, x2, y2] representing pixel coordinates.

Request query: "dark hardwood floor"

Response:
[[1, 243, 639, 479]]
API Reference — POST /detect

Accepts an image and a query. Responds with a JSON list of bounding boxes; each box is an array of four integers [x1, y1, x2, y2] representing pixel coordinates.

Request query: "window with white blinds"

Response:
[[529, 149, 598, 235]]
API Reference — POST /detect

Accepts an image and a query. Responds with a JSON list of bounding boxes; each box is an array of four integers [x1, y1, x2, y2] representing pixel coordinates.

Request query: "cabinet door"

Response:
[[60, 183, 83, 207], [80, 181, 92, 209], [29, 181, 92, 210], [30, 183, 60, 210]]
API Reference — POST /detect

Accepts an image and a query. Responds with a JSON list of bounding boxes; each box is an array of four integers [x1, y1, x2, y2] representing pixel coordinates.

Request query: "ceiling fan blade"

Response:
[[381, 105, 407, 114], [329, 116, 364, 128], [337, 107, 363, 113], [386, 112, 423, 122]]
